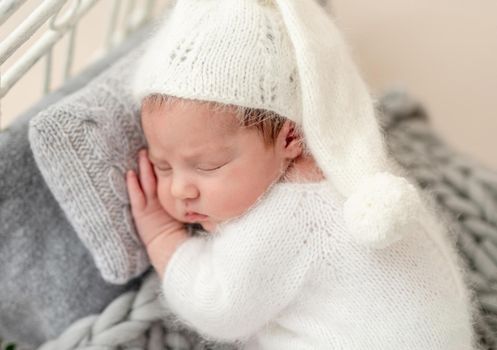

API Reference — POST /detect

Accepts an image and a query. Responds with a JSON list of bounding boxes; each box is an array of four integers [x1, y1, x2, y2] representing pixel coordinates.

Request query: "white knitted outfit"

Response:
[[133, 0, 430, 250], [162, 181, 476, 349]]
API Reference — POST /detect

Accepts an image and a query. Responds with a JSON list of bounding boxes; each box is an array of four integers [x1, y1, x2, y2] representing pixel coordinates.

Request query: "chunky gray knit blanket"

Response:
[[2, 18, 497, 350], [17, 89, 497, 350], [0, 28, 150, 349]]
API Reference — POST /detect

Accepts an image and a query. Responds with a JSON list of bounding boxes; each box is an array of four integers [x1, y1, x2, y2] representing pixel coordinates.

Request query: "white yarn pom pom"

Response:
[[343, 172, 424, 249], [258, 0, 275, 7]]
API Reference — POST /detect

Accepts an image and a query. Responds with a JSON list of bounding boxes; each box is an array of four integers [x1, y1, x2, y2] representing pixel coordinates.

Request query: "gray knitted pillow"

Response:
[[27, 1, 333, 286], [28, 47, 149, 284]]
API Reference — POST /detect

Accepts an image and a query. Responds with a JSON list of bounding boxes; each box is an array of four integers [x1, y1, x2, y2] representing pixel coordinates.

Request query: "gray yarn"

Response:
[[38, 274, 160, 350], [34, 88, 497, 350], [28, 44, 149, 285], [379, 88, 497, 350], [37, 272, 238, 350], [0, 26, 155, 350]]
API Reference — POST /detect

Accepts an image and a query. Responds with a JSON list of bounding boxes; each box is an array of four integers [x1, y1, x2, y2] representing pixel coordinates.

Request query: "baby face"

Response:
[[141, 99, 293, 233]]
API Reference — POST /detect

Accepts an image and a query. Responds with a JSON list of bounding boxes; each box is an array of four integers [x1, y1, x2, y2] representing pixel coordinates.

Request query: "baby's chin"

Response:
[[198, 221, 217, 233]]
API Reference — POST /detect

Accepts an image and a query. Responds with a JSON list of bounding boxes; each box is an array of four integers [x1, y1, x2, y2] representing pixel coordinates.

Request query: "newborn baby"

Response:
[[126, 0, 477, 348], [126, 94, 476, 349]]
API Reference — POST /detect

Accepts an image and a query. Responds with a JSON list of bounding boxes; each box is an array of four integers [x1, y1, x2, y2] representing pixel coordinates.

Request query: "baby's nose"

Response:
[[170, 175, 199, 200]]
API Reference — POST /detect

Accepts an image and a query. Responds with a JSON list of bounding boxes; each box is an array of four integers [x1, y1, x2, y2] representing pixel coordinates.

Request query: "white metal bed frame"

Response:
[[0, 0, 169, 130]]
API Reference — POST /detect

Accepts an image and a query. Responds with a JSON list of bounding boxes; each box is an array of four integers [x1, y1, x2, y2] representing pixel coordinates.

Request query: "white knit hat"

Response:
[[132, 0, 426, 249]]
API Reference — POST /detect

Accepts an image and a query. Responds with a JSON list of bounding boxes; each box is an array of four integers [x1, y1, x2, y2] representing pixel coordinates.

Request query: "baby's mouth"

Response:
[[184, 212, 209, 222]]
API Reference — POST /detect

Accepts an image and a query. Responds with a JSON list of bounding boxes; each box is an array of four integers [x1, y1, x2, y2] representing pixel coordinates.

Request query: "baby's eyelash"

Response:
[[153, 165, 171, 172], [153, 163, 227, 173], [197, 164, 225, 172]]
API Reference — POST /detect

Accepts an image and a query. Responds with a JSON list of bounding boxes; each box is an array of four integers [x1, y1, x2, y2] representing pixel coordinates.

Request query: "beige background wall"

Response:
[[332, 0, 497, 171], [2, 0, 497, 171]]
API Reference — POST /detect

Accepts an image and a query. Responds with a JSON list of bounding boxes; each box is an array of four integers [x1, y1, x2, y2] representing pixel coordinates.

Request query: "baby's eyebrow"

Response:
[[148, 146, 232, 164], [186, 145, 233, 159]]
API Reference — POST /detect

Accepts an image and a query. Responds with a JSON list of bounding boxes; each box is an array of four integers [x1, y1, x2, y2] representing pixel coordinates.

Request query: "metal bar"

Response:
[[0, 0, 99, 98], [0, 0, 167, 129], [0, 0, 67, 65], [105, 0, 122, 49], [145, 0, 156, 20], [132, 0, 156, 30], [124, 0, 137, 34], [0, 0, 28, 26], [49, 0, 82, 32], [0, 68, 3, 129], [44, 47, 53, 94], [64, 25, 77, 80], [2, 30, 60, 98]]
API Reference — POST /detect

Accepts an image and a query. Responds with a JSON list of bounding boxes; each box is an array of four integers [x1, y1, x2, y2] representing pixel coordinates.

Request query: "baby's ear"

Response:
[[279, 120, 303, 159]]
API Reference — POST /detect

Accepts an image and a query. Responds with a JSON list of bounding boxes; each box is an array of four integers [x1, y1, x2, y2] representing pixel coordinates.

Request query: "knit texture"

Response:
[[132, 0, 427, 250], [132, 0, 301, 121], [28, 46, 148, 284], [0, 24, 152, 347], [162, 180, 477, 349], [20, 88, 497, 350]]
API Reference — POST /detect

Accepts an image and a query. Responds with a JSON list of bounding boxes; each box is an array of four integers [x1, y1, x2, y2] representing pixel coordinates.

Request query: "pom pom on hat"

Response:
[[343, 172, 425, 249], [132, 0, 429, 249]]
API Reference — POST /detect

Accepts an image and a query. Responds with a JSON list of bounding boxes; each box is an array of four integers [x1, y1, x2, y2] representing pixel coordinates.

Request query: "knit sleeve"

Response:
[[161, 188, 312, 342]]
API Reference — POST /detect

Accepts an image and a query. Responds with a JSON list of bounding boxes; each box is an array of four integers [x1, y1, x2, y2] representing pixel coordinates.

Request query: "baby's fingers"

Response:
[[127, 170, 146, 213], [138, 149, 158, 200]]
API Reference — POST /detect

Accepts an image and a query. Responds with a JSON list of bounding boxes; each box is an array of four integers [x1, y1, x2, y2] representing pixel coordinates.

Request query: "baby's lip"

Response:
[[184, 212, 209, 221]]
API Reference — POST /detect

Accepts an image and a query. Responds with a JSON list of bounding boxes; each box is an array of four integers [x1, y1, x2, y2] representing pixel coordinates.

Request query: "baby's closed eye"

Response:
[[153, 164, 172, 173], [196, 161, 229, 172], [152, 161, 230, 174]]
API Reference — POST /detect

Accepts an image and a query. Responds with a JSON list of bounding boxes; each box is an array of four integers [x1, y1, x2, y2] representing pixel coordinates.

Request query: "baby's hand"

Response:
[[126, 149, 188, 277]]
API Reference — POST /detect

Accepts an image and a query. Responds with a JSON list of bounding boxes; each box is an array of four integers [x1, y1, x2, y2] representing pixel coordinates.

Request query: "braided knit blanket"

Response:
[[28, 89, 497, 350]]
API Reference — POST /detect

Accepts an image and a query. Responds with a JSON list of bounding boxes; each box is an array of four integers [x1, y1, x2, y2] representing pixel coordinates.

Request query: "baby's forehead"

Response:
[[141, 96, 245, 132]]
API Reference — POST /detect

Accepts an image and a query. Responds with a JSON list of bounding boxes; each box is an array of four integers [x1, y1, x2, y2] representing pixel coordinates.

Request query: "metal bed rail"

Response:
[[0, 0, 168, 130]]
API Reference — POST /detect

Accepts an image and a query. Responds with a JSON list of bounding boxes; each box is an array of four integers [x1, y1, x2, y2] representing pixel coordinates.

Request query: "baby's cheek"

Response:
[[208, 181, 257, 219], [156, 179, 179, 218]]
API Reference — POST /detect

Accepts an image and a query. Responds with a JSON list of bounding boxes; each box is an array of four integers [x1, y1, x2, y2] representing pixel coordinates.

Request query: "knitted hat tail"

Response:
[[274, 0, 426, 248]]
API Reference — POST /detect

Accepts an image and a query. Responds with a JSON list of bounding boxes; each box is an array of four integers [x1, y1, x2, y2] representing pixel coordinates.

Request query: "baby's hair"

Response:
[[142, 94, 309, 154]]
